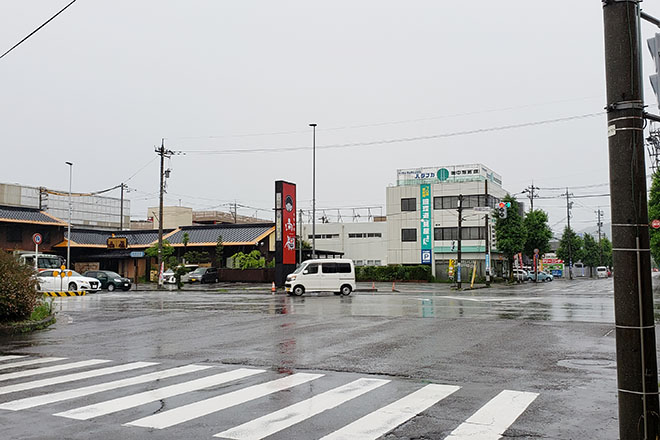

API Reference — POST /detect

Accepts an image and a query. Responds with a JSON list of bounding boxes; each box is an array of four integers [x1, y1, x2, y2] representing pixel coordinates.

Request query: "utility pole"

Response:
[[563, 188, 574, 280], [232, 201, 237, 223], [298, 208, 303, 265], [120, 183, 126, 231], [309, 123, 317, 259], [155, 139, 174, 288], [596, 208, 604, 266], [522, 183, 539, 212], [456, 194, 463, 290], [603, 2, 659, 438], [484, 180, 490, 287]]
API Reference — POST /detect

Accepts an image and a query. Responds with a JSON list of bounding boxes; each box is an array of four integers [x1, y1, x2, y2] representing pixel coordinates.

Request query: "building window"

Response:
[[434, 195, 492, 210], [401, 198, 416, 212], [355, 260, 364, 266], [401, 228, 417, 242], [374, 260, 382, 266], [6, 226, 22, 242], [307, 234, 339, 239], [348, 232, 382, 238]]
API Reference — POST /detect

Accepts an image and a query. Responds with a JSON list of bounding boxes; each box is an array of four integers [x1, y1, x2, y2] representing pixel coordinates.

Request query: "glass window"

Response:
[[442, 196, 459, 209], [374, 260, 382, 266], [401, 228, 417, 242], [322, 263, 337, 273], [401, 198, 416, 212], [306, 264, 319, 274], [337, 263, 352, 273]]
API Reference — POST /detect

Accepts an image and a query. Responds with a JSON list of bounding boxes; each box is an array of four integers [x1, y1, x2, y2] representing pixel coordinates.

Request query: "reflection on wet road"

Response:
[[48, 278, 625, 324]]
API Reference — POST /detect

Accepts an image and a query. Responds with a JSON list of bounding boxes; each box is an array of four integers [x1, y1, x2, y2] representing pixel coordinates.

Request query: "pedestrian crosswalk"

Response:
[[0, 354, 539, 439]]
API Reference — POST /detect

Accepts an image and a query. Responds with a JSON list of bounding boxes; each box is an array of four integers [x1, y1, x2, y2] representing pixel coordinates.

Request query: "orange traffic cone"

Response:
[[371, 281, 375, 290], [392, 281, 396, 292], [271, 282, 276, 294]]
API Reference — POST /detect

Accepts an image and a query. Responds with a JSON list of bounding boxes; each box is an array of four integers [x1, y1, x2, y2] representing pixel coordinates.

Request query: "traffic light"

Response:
[[498, 202, 507, 219], [648, 33, 660, 109]]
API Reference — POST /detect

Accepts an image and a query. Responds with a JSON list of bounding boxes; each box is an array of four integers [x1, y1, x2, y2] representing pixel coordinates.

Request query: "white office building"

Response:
[[387, 164, 511, 280], [301, 221, 387, 266]]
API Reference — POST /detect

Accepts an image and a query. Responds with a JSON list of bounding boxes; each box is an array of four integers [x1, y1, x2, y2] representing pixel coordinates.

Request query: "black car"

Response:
[[187, 267, 219, 284], [83, 270, 132, 291]]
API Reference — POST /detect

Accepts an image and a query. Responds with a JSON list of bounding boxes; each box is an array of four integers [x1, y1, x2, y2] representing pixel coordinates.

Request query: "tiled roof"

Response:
[[68, 229, 168, 246], [166, 223, 275, 245], [0, 205, 66, 226]]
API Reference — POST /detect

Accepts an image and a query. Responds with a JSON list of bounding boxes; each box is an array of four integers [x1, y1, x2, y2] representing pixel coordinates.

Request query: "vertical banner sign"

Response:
[[420, 184, 432, 265], [275, 181, 297, 287]]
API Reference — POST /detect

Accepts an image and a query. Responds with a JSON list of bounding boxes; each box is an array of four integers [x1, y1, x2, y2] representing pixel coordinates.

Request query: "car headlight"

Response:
[[114, 278, 121, 282], [288, 275, 297, 281]]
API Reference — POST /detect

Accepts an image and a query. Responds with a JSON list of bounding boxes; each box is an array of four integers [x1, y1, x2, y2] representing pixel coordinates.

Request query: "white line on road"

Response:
[[0, 357, 66, 372], [444, 390, 539, 440], [318, 383, 461, 440], [0, 364, 212, 411], [0, 359, 109, 382], [0, 361, 157, 396], [0, 356, 27, 362], [216, 378, 390, 440], [55, 368, 265, 420], [126, 373, 324, 429]]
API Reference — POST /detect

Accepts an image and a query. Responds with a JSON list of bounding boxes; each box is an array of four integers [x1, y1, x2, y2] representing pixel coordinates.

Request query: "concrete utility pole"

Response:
[[522, 183, 539, 212], [309, 123, 317, 259], [596, 208, 604, 266], [484, 180, 490, 287], [603, 2, 660, 438], [564, 188, 574, 280], [456, 194, 463, 290], [155, 139, 174, 288], [120, 183, 126, 231]]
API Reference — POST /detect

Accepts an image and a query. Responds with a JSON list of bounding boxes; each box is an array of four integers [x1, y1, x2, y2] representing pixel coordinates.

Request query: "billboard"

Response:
[[420, 184, 432, 265], [397, 163, 502, 187], [275, 181, 296, 286]]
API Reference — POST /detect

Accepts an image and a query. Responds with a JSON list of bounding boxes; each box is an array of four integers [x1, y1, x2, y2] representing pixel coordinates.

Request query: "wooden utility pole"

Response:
[[155, 139, 174, 288], [603, 1, 659, 438]]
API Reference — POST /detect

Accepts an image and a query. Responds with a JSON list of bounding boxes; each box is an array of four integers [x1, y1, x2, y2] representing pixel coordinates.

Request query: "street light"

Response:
[[309, 123, 317, 259], [65, 161, 73, 269]]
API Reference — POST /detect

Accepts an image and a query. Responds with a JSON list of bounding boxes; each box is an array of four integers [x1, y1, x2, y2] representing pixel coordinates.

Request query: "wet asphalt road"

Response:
[[0, 277, 638, 439]]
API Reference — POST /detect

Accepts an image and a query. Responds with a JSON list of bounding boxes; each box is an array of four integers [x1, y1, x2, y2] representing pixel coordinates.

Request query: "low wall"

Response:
[[219, 268, 275, 283]]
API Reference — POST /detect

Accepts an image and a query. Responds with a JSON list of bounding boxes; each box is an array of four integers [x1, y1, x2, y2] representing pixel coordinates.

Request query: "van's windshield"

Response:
[[292, 264, 306, 274]]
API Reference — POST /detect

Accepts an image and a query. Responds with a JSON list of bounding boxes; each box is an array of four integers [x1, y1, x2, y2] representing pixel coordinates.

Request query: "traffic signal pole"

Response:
[[603, 1, 659, 438]]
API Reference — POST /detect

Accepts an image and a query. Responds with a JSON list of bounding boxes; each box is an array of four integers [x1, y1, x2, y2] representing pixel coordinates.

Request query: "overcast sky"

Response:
[[2, 1, 659, 237]]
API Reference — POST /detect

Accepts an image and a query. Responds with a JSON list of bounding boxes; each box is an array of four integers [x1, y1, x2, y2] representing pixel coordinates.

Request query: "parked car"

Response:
[[512, 269, 528, 282], [37, 270, 101, 292], [186, 267, 219, 284], [527, 271, 554, 282], [285, 259, 356, 296], [596, 266, 609, 279], [83, 270, 132, 291], [163, 265, 199, 284]]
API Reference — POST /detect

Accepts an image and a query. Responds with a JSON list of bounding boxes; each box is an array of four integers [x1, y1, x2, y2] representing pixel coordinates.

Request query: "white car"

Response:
[[37, 270, 101, 292], [596, 266, 609, 278], [162, 269, 176, 284], [512, 269, 528, 281]]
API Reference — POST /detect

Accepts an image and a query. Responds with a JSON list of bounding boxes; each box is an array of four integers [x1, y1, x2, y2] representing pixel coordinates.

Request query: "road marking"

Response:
[[444, 390, 539, 440], [318, 383, 461, 440], [0, 356, 27, 362], [0, 364, 212, 411], [0, 357, 66, 372], [55, 368, 265, 420], [0, 359, 109, 382], [0, 361, 157, 396], [126, 373, 324, 429], [216, 378, 390, 440]]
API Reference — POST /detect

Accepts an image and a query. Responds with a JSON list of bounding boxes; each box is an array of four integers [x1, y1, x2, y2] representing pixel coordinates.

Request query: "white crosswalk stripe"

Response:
[[55, 368, 265, 420], [0, 364, 212, 411], [0, 356, 27, 362], [0, 359, 109, 382], [216, 378, 390, 440], [126, 373, 324, 429], [0, 357, 66, 372], [444, 389, 539, 439], [0, 355, 540, 439], [318, 383, 461, 440], [0, 361, 157, 396]]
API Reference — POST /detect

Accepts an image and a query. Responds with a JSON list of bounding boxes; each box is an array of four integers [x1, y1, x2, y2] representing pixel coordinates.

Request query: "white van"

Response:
[[596, 266, 608, 278], [285, 259, 356, 296]]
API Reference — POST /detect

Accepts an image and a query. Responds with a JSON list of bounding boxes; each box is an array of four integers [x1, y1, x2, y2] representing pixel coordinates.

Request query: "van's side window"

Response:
[[306, 264, 319, 274], [337, 263, 351, 273], [322, 263, 338, 273]]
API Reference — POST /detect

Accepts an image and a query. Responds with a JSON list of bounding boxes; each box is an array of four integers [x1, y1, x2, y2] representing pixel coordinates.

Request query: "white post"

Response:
[[34, 242, 39, 273], [65, 161, 73, 269]]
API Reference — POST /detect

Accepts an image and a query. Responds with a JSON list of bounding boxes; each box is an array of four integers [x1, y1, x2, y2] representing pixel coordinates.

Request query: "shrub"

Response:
[[0, 250, 40, 322], [355, 265, 432, 282]]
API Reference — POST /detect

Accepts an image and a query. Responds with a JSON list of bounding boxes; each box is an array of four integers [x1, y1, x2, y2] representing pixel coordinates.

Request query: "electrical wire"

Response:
[[0, 0, 79, 61]]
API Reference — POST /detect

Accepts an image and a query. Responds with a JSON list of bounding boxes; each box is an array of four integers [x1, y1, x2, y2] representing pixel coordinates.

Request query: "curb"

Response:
[[42, 291, 87, 297], [0, 313, 56, 335]]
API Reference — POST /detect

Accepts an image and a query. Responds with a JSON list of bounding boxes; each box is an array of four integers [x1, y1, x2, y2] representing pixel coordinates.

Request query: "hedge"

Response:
[[0, 250, 40, 322], [355, 265, 432, 282]]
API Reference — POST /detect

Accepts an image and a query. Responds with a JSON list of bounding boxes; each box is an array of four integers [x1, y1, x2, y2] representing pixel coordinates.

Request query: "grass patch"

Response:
[[30, 302, 52, 321]]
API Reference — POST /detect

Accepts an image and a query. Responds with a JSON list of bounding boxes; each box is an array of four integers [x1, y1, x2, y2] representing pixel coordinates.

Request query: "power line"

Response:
[[180, 112, 605, 155], [0, 0, 79, 61]]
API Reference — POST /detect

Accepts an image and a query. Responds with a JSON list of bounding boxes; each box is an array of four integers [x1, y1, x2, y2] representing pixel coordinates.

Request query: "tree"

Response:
[[0, 250, 39, 322], [523, 209, 553, 260], [601, 236, 613, 268], [231, 250, 266, 269], [183, 251, 210, 264], [182, 232, 190, 263], [145, 240, 175, 268], [215, 235, 224, 267], [582, 233, 600, 277], [557, 226, 584, 267], [494, 194, 526, 280], [649, 170, 660, 267]]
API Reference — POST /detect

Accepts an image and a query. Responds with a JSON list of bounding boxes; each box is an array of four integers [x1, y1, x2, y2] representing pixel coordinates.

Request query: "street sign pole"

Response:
[[32, 233, 42, 273]]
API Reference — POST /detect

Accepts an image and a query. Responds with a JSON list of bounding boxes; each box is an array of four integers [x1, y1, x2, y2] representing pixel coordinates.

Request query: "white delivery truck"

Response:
[[285, 259, 356, 296]]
